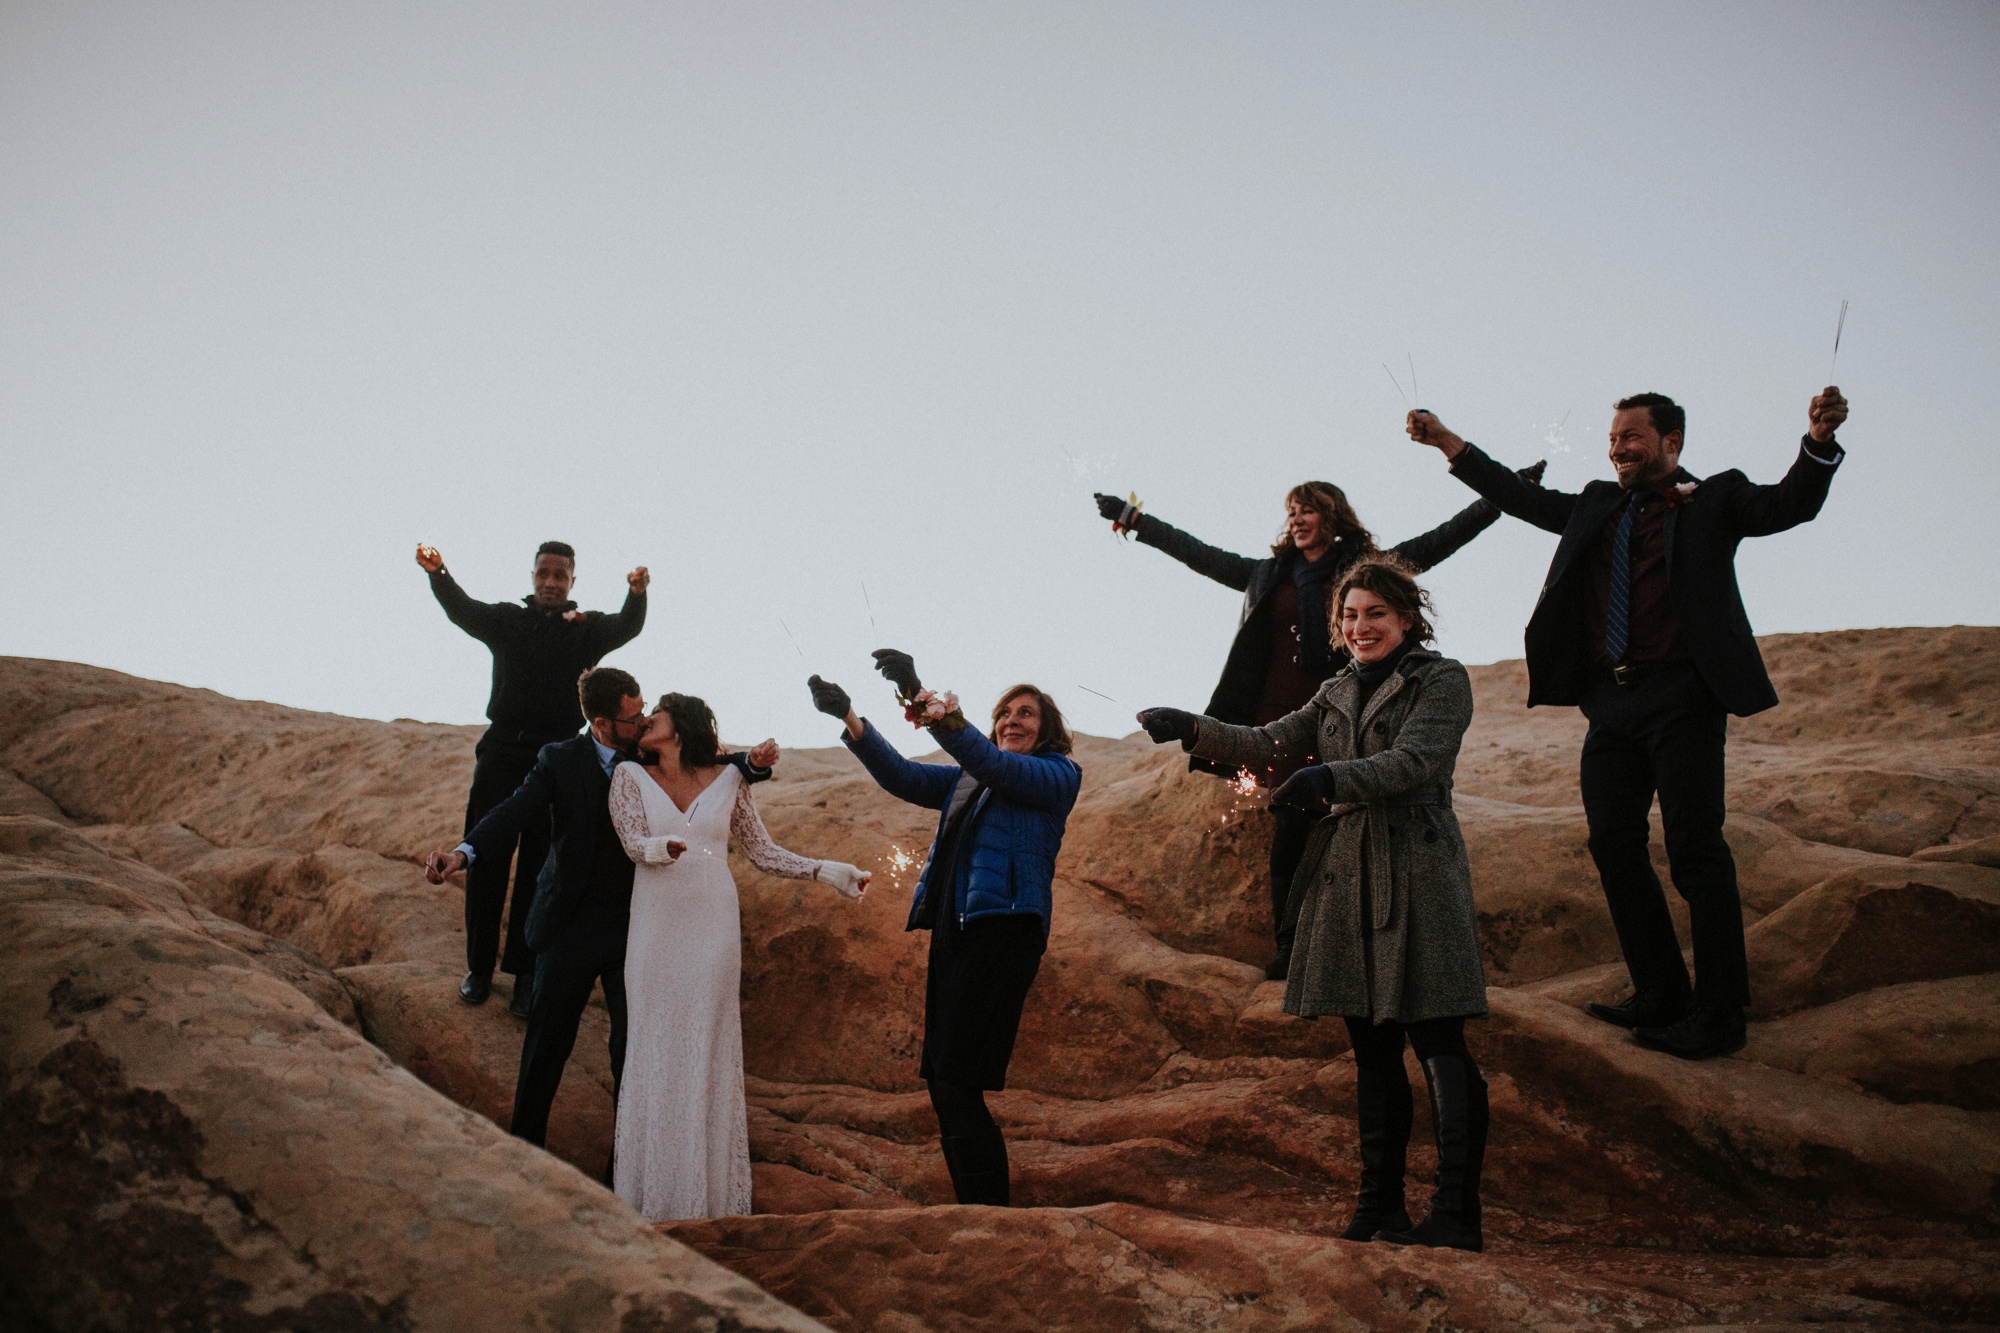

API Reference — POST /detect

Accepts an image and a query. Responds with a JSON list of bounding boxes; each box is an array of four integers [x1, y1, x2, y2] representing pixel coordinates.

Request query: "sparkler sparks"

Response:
[[1544, 409, 1572, 455], [882, 843, 919, 890], [1829, 299, 1849, 382]]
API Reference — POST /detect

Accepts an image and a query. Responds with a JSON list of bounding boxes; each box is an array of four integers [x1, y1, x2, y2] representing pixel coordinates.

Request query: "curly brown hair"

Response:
[[1331, 556, 1436, 648], [653, 692, 721, 770], [1271, 481, 1377, 558]]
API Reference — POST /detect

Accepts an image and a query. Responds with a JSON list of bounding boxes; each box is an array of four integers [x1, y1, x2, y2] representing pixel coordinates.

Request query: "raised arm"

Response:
[[843, 717, 963, 811], [932, 723, 1082, 813], [608, 763, 685, 865], [1321, 664, 1473, 801], [425, 564, 505, 644], [590, 567, 650, 653], [1389, 461, 1547, 571], [464, 747, 559, 863], [1093, 496, 1258, 593], [1724, 391, 1848, 537], [1407, 411, 1578, 536]]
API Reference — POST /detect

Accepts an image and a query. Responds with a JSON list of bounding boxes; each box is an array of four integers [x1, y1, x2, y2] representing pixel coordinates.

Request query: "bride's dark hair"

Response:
[[653, 693, 721, 770]]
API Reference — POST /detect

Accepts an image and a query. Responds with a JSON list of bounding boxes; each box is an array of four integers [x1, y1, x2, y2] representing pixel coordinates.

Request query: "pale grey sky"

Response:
[[5, 3, 1996, 751]]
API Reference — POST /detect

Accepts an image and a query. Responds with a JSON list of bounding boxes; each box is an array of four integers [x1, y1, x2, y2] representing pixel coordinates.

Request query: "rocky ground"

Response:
[[3, 625, 1997, 1331]]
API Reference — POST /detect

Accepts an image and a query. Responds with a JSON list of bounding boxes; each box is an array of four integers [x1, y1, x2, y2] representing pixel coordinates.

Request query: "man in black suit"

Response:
[[416, 540, 649, 1014], [1408, 386, 1849, 1059], [424, 667, 775, 1149]]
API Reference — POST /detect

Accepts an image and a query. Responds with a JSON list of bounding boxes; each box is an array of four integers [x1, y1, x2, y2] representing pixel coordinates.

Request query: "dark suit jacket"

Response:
[[465, 737, 769, 951], [1449, 437, 1842, 716]]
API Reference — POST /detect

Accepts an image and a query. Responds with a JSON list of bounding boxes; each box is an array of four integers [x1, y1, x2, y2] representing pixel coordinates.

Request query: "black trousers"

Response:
[[509, 909, 628, 1147], [1269, 804, 1316, 953], [1344, 1015, 1470, 1070], [1578, 663, 1750, 1010], [462, 732, 556, 979]]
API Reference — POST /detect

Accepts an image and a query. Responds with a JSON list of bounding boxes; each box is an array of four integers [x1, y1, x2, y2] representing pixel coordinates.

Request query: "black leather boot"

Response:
[[1376, 1054, 1487, 1252], [944, 1130, 1011, 1206], [1340, 1066, 1413, 1241]]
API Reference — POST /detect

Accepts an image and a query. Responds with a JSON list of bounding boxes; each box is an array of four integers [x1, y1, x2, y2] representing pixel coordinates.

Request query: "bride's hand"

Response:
[[816, 862, 869, 900], [641, 836, 686, 865]]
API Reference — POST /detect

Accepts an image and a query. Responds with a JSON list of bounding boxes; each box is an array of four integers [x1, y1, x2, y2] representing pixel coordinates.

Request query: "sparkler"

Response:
[[777, 618, 807, 665], [1076, 685, 1119, 704], [1408, 354, 1420, 408], [1828, 299, 1849, 382], [861, 581, 878, 635], [882, 843, 919, 890], [1381, 363, 1410, 407]]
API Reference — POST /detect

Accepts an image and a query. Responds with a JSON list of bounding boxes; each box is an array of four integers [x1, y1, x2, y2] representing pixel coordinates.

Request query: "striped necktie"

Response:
[[1604, 494, 1637, 664]]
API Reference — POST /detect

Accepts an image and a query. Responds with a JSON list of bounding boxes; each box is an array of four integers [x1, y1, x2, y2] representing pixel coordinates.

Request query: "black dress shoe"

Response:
[[1264, 949, 1292, 982], [458, 972, 492, 1005], [508, 977, 533, 1018], [1633, 1005, 1747, 1060], [1586, 990, 1691, 1030]]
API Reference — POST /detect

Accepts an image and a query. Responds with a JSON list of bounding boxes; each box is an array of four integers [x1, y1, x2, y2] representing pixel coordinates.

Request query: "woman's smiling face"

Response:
[[1341, 587, 1412, 664]]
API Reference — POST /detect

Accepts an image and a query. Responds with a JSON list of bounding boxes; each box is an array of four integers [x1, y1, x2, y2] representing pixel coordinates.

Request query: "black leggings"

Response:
[[928, 1078, 997, 1139], [1344, 1016, 1471, 1072]]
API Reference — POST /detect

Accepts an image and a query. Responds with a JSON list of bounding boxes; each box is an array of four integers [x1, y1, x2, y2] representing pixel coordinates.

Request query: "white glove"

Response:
[[815, 861, 869, 900], [641, 837, 687, 865]]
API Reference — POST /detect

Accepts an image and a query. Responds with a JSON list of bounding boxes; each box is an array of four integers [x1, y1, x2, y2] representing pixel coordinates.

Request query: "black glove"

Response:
[[807, 675, 851, 720], [1136, 707, 1199, 746], [1518, 459, 1548, 484], [1094, 492, 1124, 522], [1271, 765, 1337, 808], [871, 649, 923, 699]]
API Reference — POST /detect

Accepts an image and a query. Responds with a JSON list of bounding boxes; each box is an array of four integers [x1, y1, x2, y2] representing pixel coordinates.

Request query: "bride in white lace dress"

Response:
[[606, 692, 869, 1222]]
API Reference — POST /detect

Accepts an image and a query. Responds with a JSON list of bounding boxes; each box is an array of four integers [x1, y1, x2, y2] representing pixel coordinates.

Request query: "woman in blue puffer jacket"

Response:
[[808, 650, 1081, 1207]]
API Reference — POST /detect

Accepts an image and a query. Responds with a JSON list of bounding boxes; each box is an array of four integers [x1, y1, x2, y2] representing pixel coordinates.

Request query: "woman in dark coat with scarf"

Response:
[[807, 652, 1081, 1208], [1095, 468, 1534, 979], [1137, 558, 1490, 1252]]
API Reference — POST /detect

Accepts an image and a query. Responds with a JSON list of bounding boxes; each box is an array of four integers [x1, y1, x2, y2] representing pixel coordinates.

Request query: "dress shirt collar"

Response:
[[591, 736, 621, 777]]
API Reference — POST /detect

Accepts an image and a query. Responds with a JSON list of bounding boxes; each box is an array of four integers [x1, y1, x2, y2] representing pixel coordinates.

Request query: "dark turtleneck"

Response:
[[1353, 636, 1419, 710]]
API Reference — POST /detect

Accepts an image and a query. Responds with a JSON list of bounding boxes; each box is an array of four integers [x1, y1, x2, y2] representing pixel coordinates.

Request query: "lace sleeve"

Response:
[[608, 764, 652, 863], [730, 781, 820, 881]]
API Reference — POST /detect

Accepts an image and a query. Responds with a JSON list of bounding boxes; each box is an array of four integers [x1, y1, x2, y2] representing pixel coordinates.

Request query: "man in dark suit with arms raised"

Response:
[[1408, 386, 1848, 1059]]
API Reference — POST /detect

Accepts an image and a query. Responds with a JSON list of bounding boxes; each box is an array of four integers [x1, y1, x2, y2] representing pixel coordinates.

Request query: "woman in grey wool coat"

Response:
[[1136, 556, 1490, 1253]]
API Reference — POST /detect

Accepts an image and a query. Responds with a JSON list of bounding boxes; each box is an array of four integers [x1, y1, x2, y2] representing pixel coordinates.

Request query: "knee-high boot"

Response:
[[944, 1130, 1011, 1206], [1340, 1066, 1414, 1241], [1377, 1054, 1487, 1252]]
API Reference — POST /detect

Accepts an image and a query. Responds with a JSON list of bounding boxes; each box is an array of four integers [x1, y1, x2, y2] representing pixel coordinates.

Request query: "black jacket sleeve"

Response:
[[465, 748, 559, 863], [1722, 436, 1843, 538], [1446, 443, 1579, 536], [428, 569, 504, 644], [1133, 513, 1259, 592], [1387, 495, 1504, 573], [723, 751, 772, 786], [591, 589, 647, 653]]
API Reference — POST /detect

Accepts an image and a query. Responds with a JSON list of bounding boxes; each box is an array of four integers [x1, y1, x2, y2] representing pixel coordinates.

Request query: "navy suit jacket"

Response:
[[1449, 436, 1841, 716]]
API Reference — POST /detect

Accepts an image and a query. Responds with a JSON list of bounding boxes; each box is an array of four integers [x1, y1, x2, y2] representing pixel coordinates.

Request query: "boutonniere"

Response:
[[1665, 481, 1699, 507], [562, 609, 587, 623], [902, 688, 968, 733]]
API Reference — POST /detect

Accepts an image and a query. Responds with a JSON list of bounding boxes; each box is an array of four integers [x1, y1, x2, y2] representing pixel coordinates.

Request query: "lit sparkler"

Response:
[[1829, 299, 1849, 382]]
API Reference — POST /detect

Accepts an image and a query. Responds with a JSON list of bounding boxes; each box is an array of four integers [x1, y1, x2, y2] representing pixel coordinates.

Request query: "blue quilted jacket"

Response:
[[844, 718, 1081, 934]]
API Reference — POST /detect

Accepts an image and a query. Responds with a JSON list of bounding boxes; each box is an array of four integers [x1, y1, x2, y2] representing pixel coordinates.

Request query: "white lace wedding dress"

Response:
[[607, 761, 821, 1221]]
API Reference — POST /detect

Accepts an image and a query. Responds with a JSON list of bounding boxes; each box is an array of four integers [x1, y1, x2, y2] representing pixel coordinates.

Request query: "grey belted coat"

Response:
[[1189, 647, 1487, 1023]]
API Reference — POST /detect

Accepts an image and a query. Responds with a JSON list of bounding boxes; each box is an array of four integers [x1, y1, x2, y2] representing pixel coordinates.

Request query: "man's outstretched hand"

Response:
[[1136, 707, 1198, 746], [1809, 386, 1848, 444], [872, 649, 923, 699], [415, 544, 444, 574], [1406, 410, 1468, 461], [1518, 459, 1547, 485], [747, 739, 779, 769], [425, 848, 467, 884], [628, 566, 651, 595]]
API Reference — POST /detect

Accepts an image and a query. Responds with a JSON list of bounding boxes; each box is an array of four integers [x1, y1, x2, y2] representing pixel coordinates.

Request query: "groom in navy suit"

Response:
[[426, 667, 774, 1150], [1408, 386, 1848, 1060]]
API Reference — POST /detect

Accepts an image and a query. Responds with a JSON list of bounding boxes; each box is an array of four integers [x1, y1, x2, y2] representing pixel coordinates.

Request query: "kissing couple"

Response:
[[427, 665, 868, 1220]]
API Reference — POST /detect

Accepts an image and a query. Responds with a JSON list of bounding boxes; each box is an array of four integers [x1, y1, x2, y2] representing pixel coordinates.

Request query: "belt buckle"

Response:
[[1611, 663, 1635, 687]]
